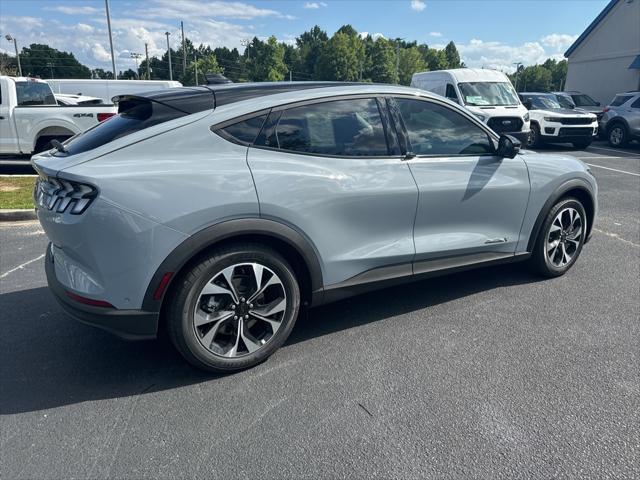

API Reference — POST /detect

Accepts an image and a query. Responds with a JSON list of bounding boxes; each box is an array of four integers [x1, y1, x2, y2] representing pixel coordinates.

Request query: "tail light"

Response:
[[34, 177, 97, 214], [602, 107, 609, 113], [97, 112, 116, 122]]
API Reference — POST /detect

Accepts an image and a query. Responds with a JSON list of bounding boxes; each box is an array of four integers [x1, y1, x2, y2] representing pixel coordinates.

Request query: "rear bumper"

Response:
[[45, 244, 159, 340]]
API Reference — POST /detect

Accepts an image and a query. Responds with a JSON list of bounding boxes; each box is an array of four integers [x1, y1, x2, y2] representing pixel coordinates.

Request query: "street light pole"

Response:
[[165, 32, 173, 81], [181, 21, 186, 77], [513, 62, 522, 91], [5, 35, 22, 76], [105, 0, 117, 78], [130, 52, 142, 79]]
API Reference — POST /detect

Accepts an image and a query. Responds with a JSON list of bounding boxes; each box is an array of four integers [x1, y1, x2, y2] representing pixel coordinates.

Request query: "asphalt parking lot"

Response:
[[1, 141, 638, 479]]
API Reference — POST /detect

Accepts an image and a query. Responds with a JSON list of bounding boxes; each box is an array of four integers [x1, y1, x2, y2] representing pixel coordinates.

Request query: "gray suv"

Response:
[[600, 91, 640, 147], [32, 83, 597, 372]]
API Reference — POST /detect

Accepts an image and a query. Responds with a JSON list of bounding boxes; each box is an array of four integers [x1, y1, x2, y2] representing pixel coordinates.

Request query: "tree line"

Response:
[[0, 25, 567, 93]]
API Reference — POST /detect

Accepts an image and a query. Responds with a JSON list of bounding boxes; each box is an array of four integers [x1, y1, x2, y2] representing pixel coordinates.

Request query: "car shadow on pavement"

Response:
[[1, 263, 541, 414]]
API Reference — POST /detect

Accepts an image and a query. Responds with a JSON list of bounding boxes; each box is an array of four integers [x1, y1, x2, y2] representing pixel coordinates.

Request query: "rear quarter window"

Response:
[[215, 114, 268, 145], [610, 95, 632, 107]]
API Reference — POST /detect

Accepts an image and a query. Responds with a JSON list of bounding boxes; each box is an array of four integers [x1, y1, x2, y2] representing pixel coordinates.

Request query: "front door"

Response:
[[389, 96, 530, 273]]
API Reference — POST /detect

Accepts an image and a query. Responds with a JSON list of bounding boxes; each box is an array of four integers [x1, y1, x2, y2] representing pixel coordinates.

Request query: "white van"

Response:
[[411, 68, 530, 144], [46, 79, 182, 104]]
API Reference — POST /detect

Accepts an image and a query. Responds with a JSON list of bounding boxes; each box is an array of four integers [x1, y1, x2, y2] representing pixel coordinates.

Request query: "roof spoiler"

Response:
[[112, 87, 215, 115]]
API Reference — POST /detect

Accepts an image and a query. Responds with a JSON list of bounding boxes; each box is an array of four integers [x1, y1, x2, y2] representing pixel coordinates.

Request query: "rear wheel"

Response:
[[608, 123, 628, 147], [530, 197, 587, 277], [166, 244, 300, 372]]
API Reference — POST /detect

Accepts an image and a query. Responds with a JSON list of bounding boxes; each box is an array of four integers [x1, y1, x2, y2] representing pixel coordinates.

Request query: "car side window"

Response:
[[445, 84, 459, 102], [15, 81, 56, 106], [395, 98, 494, 156], [217, 113, 267, 145], [261, 98, 389, 157], [631, 97, 640, 109]]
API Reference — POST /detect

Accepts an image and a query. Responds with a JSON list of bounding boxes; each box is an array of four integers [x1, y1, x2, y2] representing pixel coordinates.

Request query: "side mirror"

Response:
[[447, 96, 460, 104], [497, 134, 520, 159], [523, 99, 532, 110]]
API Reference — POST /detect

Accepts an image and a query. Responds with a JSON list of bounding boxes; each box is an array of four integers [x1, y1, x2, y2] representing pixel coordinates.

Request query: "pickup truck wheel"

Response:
[[34, 135, 71, 153]]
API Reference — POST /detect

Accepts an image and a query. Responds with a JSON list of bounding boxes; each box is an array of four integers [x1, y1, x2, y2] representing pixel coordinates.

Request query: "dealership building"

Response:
[[564, 0, 640, 105]]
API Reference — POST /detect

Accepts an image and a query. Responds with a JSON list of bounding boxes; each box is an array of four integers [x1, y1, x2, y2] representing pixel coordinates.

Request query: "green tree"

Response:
[[19, 44, 90, 79], [92, 68, 114, 79], [213, 46, 243, 82], [118, 68, 137, 80], [245, 36, 287, 81], [296, 26, 329, 79], [422, 47, 448, 71], [398, 46, 426, 85], [366, 37, 398, 84], [444, 41, 461, 69], [316, 32, 363, 81]]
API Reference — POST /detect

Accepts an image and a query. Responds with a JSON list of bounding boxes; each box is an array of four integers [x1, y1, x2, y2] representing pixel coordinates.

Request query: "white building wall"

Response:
[[565, 0, 640, 105]]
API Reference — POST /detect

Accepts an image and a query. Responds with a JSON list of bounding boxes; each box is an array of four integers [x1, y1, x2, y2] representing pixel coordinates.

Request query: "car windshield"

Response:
[[526, 95, 561, 110], [555, 95, 575, 109], [457, 82, 519, 106], [571, 94, 599, 107]]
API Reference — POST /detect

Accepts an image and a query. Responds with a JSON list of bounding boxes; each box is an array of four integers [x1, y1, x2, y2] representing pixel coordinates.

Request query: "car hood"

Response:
[[533, 108, 596, 118]]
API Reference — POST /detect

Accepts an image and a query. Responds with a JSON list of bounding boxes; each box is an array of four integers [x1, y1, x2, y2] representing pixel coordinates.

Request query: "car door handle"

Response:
[[484, 237, 507, 244], [0, 116, 5, 120]]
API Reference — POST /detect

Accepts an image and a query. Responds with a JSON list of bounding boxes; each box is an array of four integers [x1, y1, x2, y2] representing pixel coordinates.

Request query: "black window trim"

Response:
[[214, 94, 404, 160], [389, 94, 500, 159]]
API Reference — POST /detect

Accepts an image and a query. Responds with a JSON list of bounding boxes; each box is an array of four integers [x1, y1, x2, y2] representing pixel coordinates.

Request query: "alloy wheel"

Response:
[[609, 127, 623, 146], [546, 207, 583, 268], [193, 263, 287, 358]]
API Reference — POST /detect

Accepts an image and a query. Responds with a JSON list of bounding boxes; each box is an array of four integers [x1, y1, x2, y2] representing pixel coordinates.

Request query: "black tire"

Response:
[[530, 197, 587, 277], [608, 123, 628, 148], [572, 139, 592, 149], [166, 243, 300, 372], [529, 123, 541, 148]]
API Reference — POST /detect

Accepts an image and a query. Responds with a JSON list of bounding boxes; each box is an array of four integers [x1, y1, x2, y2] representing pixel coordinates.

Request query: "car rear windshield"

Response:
[[59, 91, 213, 156], [571, 94, 598, 107], [610, 95, 632, 107]]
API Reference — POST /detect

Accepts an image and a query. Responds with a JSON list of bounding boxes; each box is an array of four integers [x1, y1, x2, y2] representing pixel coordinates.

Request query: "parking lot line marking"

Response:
[[0, 254, 45, 279], [587, 146, 640, 156], [593, 229, 640, 248], [585, 163, 640, 177]]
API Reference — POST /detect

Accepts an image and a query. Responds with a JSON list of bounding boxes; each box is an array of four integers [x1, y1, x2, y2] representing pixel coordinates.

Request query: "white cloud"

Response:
[[410, 0, 426, 12], [541, 33, 578, 51], [76, 23, 94, 33], [359, 32, 386, 40], [429, 32, 442, 37], [457, 38, 550, 72], [304, 2, 327, 8], [141, 0, 294, 20], [91, 43, 112, 62], [45, 6, 100, 15]]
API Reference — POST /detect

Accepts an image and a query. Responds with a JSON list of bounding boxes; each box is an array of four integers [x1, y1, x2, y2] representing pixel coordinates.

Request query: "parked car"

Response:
[[552, 91, 603, 119], [54, 93, 105, 106], [33, 83, 597, 372], [519, 92, 598, 148], [599, 91, 640, 147], [46, 79, 182, 104], [410, 68, 530, 145], [0, 76, 116, 155]]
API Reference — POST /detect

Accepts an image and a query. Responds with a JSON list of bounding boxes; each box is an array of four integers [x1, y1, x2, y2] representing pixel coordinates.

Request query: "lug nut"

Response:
[[249, 303, 253, 308], [230, 304, 236, 310], [233, 315, 238, 320], [241, 297, 245, 303], [244, 314, 249, 319]]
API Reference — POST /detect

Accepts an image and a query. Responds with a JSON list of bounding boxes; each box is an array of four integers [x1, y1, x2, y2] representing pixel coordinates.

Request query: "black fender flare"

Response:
[[605, 116, 630, 135], [526, 178, 596, 252], [142, 218, 324, 312]]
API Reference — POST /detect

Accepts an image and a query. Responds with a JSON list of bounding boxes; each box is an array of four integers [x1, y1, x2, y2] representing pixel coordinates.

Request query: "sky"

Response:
[[0, 0, 610, 75]]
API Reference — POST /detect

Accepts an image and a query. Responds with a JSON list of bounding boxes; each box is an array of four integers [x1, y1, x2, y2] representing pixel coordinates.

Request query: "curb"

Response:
[[0, 209, 37, 222]]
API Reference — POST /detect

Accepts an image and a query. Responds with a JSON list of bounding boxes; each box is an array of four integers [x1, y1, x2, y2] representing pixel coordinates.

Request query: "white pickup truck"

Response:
[[0, 76, 117, 155]]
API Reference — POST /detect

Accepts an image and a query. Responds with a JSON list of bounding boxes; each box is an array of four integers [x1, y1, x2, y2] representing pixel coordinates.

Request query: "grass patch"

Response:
[[0, 176, 36, 209]]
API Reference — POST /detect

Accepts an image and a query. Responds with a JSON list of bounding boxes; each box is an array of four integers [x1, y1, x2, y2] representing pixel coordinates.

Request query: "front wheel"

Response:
[[529, 123, 541, 148], [530, 198, 587, 277], [166, 244, 301, 372]]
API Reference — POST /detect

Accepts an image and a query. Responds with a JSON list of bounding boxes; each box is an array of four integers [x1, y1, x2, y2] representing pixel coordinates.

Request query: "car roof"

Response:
[[113, 82, 443, 114]]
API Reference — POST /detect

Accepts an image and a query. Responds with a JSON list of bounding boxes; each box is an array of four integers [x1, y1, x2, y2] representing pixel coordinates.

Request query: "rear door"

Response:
[[389, 96, 530, 273], [245, 96, 419, 287]]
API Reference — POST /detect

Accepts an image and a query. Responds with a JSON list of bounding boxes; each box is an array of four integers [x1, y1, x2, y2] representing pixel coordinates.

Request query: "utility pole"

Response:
[[513, 62, 522, 91], [165, 32, 173, 81], [395, 39, 400, 84], [194, 53, 198, 85], [105, 0, 116, 78], [145, 43, 150, 80], [4, 35, 22, 76], [130, 52, 142, 79], [181, 21, 186, 77], [289, 70, 292, 82]]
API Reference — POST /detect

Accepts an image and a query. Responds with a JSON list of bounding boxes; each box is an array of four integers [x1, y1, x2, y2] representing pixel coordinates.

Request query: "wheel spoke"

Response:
[[199, 316, 228, 349], [251, 264, 264, 294], [248, 274, 282, 303], [223, 320, 242, 357], [220, 266, 240, 304], [567, 226, 582, 240], [561, 243, 570, 265], [200, 281, 235, 298], [239, 320, 263, 353], [549, 221, 562, 233], [194, 308, 234, 327], [547, 238, 560, 253], [250, 311, 281, 332], [254, 298, 286, 317]]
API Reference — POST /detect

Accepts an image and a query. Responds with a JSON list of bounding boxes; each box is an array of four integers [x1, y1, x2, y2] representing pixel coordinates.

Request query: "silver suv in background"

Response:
[[32, 83, 597, 372], [599, 91, 640, 147]]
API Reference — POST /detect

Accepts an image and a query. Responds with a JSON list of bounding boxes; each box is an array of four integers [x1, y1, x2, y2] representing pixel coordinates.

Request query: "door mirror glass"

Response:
[[496, 134, 520, 159]]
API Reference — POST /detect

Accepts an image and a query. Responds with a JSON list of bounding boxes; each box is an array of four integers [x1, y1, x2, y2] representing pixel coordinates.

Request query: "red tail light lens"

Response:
[[66, 291, 114, 308], [97, 112, 116, 122], [602, 107, 609, 113]]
